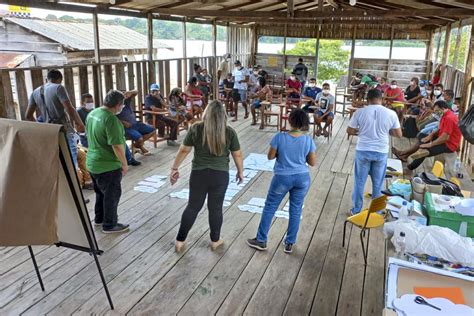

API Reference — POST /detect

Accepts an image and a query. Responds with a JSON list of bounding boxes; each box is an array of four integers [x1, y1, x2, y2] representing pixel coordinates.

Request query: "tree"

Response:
[[283, 39, 350, 83]]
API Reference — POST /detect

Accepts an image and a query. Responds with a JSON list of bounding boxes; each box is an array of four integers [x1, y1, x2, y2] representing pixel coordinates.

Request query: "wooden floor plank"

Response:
[[243, 171, 338, 315]]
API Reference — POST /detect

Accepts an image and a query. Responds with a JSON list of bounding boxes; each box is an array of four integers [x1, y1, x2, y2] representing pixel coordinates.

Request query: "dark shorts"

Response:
[[125, 122, 155, 141], [315, 110, 334, 120], [232, 89, 247, 102]]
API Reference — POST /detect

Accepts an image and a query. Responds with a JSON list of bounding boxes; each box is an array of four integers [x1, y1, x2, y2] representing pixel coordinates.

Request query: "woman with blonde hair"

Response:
[[170, 100, 244, 252]]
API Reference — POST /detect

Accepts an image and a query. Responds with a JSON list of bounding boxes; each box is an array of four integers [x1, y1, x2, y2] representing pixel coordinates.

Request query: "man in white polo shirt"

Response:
[[347, 89, 402, 215], [231, 60, 249, 122]]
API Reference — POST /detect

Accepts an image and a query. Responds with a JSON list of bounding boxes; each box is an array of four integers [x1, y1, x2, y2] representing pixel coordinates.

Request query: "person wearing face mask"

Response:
[[405, 77, 422, 105], [248, 66, 260, 97], [144, 83, 180, 147], [218, 53, 231, 86], [77, 93, 95, 148], [406, 100, 461, 171], [301, 78, 322, 113], [379, 77, 390, 93], [285, 71, 302, 104], [231, 60, 250, 121], [314, 83, 335, 137], [194, 64, 210, 107], [86, 90, 130, 234], [433, 84, 444, 101], [383, 80, 405, 122]]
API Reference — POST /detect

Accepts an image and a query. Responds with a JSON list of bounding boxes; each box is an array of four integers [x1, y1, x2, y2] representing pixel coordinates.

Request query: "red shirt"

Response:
[[432, 74, 441, 85], [438, 110, 461, 152], [385, 87, 405, 103], [286, 79, 301, 91]]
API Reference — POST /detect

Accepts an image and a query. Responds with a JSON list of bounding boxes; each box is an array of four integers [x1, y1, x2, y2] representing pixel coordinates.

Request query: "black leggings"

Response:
[[176, 169, 229, 242], [408, 143, 453, 170]]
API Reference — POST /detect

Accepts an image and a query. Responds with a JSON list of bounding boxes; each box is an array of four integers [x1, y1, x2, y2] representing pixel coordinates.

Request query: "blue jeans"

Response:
[[420, 121, 439, 135], [125, 144, 132, 162], [67, 132, 78, 168], [257, 173, 311, 244], [124, 122, 155, 141], [352, 150, 387, 213]]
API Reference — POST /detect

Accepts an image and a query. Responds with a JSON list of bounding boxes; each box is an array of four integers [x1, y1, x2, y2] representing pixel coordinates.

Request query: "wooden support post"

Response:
[[15, 70, 28, 120], [182, 19, 188, 86], [147, 12, 155, 85], [314, 25, 320, 80], [460, 26, 473, 164], [251, 25, 258, 66], [441, 24, 452, 66], [212, 19, 217, 99], [387, 26, 394, 80], [92, 11, 102, 106], [434, 28, 442, 66], [283, 23, 288, 72], [452, 23, 463, 69], [426, 30, 434, 80], [0, 71, 15, 119], [347, 25, 357, 87]]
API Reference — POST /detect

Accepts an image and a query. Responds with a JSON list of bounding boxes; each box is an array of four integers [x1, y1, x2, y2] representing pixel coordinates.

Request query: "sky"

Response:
[[0, 4, 125, 20]]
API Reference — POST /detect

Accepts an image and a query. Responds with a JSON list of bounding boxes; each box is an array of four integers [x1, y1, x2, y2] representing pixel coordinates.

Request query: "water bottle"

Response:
[[399, 201, 409, 220], [453, 157, 461, 177], [396, 232, 406, 260]]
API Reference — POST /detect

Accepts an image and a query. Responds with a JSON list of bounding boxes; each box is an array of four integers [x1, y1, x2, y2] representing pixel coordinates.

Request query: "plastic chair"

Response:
[[432, 161, 444, 178], [342, 195, 388, 265]]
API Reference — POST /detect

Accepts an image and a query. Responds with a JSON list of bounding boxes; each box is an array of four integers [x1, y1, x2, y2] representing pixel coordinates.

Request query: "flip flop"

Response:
[[231, 118, 238, 122], [251, 121, 257, 126], [316, 130, 321, 137], [244, 114, 249, 119], [141, 151, 152, 156]]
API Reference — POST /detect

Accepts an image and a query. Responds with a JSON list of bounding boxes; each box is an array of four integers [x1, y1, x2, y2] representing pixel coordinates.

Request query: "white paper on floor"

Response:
[[243, 153, 275, 172], [239, 199, 304, 220], [133, 186, 158, 193], [170, 168, 260, 204], [134, 174, 168, 193]]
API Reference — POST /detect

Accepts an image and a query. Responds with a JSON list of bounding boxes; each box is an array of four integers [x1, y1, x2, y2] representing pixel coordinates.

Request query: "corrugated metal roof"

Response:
[[0, 52, 33, 68], [5, 17, 173, 51]]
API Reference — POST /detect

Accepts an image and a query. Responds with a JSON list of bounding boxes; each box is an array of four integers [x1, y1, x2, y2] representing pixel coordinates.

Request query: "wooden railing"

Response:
[[0, 53, 251, 120]]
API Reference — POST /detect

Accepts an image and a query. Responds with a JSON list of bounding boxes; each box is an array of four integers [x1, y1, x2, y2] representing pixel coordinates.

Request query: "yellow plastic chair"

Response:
[[342, 195, 388, 265], [450, 177, 461, 187], [432, 161, 444, 178]]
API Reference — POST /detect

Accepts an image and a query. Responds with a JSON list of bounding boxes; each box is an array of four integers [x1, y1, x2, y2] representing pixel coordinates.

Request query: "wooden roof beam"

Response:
[[218, 17, 448, 26], [151, 8, 474, 18], [432, 0, 474, 10]]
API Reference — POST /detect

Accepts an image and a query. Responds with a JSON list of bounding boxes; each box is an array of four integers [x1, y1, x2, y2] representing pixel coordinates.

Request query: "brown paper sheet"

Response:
[[0, 119, 61, 246]]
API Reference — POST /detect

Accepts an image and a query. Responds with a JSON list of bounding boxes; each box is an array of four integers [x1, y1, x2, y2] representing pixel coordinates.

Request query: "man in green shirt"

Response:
[[86, 90, 129, 233]]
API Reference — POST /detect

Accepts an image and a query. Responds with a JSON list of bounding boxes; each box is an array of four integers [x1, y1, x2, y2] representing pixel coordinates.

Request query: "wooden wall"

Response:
[[0, 21, 66, 67], [0, 53, 251, 120], [352, 58, 428, 87]]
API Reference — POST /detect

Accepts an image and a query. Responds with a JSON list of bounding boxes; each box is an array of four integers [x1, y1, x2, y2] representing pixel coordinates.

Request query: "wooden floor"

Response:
[[1, 113, 409, 315]]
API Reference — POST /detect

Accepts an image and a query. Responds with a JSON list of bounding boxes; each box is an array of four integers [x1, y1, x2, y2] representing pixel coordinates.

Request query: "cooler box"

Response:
[[424, 192, 474, 237]]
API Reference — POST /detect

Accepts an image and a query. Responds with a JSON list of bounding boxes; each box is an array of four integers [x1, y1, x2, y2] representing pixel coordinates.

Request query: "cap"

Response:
[[150, 83, 160, 91], [234, 60, 241, 65]]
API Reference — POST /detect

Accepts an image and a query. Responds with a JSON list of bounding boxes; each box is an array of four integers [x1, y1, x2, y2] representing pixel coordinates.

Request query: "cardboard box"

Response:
[[385, 258, 474, 313]]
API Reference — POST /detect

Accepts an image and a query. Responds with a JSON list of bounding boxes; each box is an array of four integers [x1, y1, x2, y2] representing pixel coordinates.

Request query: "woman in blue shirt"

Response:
[[247, 109, 317, 253]]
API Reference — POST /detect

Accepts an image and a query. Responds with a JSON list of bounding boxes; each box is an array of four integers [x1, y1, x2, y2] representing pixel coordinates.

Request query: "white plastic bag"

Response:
[[389, 221, 474, 267]]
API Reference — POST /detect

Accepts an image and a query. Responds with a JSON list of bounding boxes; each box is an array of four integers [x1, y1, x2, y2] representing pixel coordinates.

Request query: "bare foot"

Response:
[[175, 241, 185, 253], [210, 239, 224, 251]]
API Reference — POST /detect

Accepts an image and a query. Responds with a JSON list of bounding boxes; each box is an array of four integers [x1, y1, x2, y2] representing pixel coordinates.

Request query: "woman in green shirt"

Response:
[[170, 100, 244, 252]]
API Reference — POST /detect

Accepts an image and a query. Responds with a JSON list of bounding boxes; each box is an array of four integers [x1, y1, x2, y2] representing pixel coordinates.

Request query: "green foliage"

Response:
[[52, 15, 227, 41], [447, 26, 470, 70], [283, 39, 350, 82]]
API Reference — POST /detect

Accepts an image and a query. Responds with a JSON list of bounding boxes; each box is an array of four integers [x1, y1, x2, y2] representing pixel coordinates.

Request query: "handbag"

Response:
[[402, 116, 418, 138], [459, 104, 474, 144]]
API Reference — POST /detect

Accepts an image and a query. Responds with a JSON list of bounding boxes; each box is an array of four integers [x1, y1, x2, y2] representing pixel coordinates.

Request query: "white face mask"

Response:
[[323, 89, 330, 94], [391, 85, 397, 89], [309, 83, 316, 88], [85, 102, 94, 110], [434, 90, 442, 96], [290, 76, 296, 81], [115, 104, 124, 115], [253, 71, 258, 75]]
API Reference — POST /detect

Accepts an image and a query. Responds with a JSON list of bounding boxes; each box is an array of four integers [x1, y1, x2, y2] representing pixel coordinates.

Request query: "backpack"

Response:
[[403, 116, 419, 138], [417, 172, 464, 197], [459, 104, 474, 144]]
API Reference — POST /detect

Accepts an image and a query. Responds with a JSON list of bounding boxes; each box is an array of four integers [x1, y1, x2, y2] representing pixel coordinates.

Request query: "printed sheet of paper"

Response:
[[243, 153, 275, 172], [134, 186, 158, 193]]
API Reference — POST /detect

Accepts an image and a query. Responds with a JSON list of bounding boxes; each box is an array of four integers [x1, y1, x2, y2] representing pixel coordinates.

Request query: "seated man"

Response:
[[301, 78, 322, 113], [285, 71, 301, 105], [383, 80, 405, 122], [117, 90, 156, 156], [144, 83, 180, 147], [314, 83, 335, 137], [442, 89, 455, 110], [394, 100, 461, 171], [222, 73, 234, 114], [77, 93, 141, 166], [248, 66, 260, 98]]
